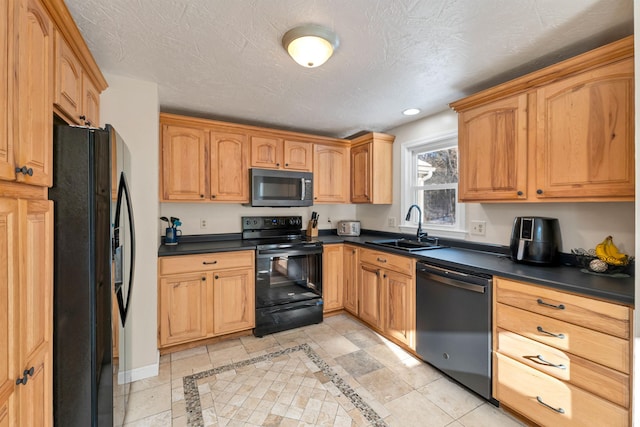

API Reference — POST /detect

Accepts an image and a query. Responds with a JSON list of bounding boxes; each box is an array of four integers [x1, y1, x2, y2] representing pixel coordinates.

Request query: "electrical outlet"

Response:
[[470, 220, 486, 236], [200, 218, 207, 229], [387, 217, 397, 227]]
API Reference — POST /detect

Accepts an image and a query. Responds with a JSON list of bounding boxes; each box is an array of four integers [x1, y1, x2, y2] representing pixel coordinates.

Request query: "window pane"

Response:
[[416, 148, 458, 186], [420, 188, 456, 225]]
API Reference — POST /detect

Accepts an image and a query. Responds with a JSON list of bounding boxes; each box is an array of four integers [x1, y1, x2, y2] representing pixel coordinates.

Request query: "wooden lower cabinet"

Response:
[[212, 269, 255, 335], [322, 244, 344, 313], [159, 272, 214, 347], [342, 245, 358, 315], [0, 198, 53, 427], [494, 277, 631, 426], [158, 251, 255, 349], [358, 263, 383, 329], [357, 248, 415, 349]]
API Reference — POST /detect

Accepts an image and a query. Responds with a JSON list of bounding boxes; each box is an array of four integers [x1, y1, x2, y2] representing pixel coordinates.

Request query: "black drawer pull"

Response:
[[537, 298, 565, 310], [537, 326, 565, 339], [376, 257, 387, 263], [536, 354, 566, 369], [202, 261, 217, 265], [536, 396, 565, 414], [15, 166, 33, 176], [15, 367, 34, 386]]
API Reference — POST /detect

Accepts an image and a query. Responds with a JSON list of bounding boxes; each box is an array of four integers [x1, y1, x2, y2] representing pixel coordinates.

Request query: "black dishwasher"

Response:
[[416, 261, 493, 401]]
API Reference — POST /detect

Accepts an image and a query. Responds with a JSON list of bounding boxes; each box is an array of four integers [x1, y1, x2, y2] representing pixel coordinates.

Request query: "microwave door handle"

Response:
[[300, 178, 306, 200]]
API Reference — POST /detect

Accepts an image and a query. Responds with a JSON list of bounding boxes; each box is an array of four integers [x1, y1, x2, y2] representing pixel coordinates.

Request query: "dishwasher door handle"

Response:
[[417, 269, 487, 293]]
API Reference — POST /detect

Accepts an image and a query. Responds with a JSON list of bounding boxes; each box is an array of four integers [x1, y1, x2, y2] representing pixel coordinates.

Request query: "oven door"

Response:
[[256, 245, 322, 308]]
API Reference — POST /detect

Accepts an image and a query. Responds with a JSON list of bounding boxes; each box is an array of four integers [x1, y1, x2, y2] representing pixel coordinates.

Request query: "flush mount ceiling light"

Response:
[[402, 108, 421, 116], [282, 24, 339, 68]]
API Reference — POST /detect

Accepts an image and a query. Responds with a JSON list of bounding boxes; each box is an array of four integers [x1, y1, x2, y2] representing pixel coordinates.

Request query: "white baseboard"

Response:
[[117, 351, 160, 384]]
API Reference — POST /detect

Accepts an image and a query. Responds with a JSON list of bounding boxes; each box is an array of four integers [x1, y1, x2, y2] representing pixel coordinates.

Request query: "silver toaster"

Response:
[[337, 220, 361, 236]]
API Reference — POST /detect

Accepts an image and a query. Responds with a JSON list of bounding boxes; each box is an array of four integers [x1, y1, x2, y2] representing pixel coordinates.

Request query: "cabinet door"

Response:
[[343, 245, 358, 315], [322, 245, 343, 312], [250, 135, 281, 169], [54, 30, 82, 124], [350, 143, 371, 203], [0, 0, 13, 181], [457, 93, 528, 201], [0, 199, 18, 426], [159, 273, 213, 347], [358, 263, 382, 329], [16, 0, 53, 187], [160, 124, 208, 201], [314, 144, 349, 203], [283, 140, 312, 171], [212, 268, 255, 335], [18, 200, 52, 427], [384, 271, 415, 349], [210, 131, 248, 202], [536, 59, 634, 199], [81, 73, 100, 127]]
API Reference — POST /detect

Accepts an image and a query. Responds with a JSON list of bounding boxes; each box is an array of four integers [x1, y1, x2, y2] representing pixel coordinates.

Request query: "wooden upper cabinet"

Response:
[[313, 144, 349, 203], [0, 0, 13, 182], [350, 133, 394, 204], [54, 30, 82, 123], [283, 140, 312, 171], [81, 73, 100, 127], [209, 131, 248, 202], [451, 36, 634, 203], [161, 124, 208, 201], [16, 0, 53, 187], [250, 135, 281, 169], [535, 58, 634, 199], [350, 143, 371, 203], [250, 136, 312, 171], [457, 93, 528, 201]]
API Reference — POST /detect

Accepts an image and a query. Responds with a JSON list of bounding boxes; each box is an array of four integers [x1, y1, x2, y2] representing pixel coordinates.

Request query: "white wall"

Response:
[[160, 203, 356, 236], [101, 74, 160, 377], [357, 110, 636, 254]]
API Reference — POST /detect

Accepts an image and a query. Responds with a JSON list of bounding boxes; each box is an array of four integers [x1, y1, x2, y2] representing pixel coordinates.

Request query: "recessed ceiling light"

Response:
[[402, 108, 421, 116]]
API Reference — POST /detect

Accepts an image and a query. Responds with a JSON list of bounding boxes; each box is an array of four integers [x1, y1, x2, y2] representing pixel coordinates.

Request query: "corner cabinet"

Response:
[[350, 132, 395, 204], [493, 277, 631, 426], [158, 251, 255, 350], [451, 36, 634, 202]]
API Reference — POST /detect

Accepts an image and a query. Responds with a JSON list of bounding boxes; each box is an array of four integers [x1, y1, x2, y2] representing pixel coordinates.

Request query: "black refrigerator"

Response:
[[49, 123, 135, 426]]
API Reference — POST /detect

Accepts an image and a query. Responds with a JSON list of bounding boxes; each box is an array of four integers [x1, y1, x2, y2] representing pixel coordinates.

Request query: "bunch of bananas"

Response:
[[595, 236, 629, 266]]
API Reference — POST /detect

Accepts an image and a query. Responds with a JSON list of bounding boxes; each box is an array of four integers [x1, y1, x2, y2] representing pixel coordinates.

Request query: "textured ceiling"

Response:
[[64, 0, 633, 138]]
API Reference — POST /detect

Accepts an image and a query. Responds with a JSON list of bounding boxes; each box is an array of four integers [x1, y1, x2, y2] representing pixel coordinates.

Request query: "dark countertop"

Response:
[[158, 231, 634, 306]]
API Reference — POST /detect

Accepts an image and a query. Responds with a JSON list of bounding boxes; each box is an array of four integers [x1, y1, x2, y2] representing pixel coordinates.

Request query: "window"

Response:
[[401, 133, 465, 235]]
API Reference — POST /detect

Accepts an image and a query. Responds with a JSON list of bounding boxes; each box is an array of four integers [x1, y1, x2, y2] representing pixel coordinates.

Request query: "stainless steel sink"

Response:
[[367, 238, 445, 252]]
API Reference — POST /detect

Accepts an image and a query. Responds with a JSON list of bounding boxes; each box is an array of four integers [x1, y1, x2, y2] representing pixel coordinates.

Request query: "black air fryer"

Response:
[[510, 217, 561, 265]]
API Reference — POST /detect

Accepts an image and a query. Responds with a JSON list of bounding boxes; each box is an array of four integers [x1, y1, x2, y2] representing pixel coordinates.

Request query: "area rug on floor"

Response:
[[183, 343, 388, 426]]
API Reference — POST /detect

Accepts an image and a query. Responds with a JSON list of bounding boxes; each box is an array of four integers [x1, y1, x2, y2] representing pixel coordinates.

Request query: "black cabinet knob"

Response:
[[211, 195, 216, 199], [214, 275, 219, 279], [536, 189, 543, 195], [201, 277, 206, 281], [276, 163, 280, 167], [285, 163, 289, 167], [517, 191, 523, 196], [15, 166, 33, 176], [200, 194, 204, 198]]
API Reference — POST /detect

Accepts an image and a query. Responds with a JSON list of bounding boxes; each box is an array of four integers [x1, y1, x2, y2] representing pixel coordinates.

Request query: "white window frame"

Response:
[[400, 131, 466, 238]]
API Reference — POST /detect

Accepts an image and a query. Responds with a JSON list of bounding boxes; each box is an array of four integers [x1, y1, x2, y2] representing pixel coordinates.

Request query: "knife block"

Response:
[[306, 220, 318, 238]]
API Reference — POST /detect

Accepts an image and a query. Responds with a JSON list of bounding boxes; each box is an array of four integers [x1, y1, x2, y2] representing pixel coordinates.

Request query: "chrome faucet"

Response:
[[405, 204, 427, 242]]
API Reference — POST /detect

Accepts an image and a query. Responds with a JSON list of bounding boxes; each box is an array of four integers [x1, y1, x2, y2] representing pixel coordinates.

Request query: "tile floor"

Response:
[[120, 314, 526, 426]]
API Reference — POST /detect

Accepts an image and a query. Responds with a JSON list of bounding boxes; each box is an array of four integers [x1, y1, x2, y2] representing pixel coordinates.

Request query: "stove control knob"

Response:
[[289, 218, 295, 225], [296, 218, 302, 225]]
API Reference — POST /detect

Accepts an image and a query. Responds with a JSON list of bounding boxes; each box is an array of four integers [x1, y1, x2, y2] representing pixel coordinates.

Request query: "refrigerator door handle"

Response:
[[114, 171, 135, 327]]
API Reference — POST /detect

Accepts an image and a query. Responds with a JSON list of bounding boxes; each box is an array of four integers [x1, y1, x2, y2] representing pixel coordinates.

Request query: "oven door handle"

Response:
[[257, 247, 322, 257], [417, 269, 487, 294]]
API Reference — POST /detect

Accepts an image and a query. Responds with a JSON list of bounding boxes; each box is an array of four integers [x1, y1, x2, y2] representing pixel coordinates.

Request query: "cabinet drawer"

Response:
[[495, 353, 628, 427], [496, 303, 629, 373], [159, 251, 254, 275], [495, 277, 630, 339], [496, 328, 629, 408], [360, 249, 413, 275]]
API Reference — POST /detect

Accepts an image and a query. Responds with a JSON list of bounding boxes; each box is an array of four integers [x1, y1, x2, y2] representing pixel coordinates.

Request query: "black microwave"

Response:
[[247, 168, 313, 207]]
